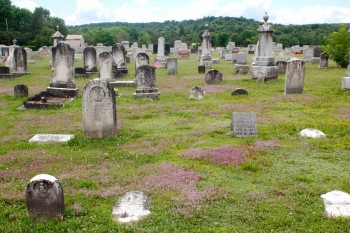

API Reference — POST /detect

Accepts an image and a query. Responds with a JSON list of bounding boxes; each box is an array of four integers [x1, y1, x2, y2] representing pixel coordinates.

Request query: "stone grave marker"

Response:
[[98, 52, 114, 81], [83, 79, 116, 138], [284, 59, 305, 94], [319, 52, 328, 68], [177, 49, 190, 59], [189, 86, 205, 99], [112, 43, 128, 77], [342, 64, 350, 90], [303, 48, 314, 62], [235, 52, 249, 74], [198, 65, 205, 74], [29, 134, 75, 143], [135, 53, 150, 71], [166, 58, 177, 75], [83, 47, 98, 73], [26, 174, 64, 220], [133, 65, 160, 100], [205, 69, 223, 84], [231, 88, 248, 95], [14, 84, 28, 97], [0, 67, 10, 74], [276, 61, 287, 74], [156, 35, 165, 62], [13, 47, 28, 74], [321, 190, 350, 217], [231, 112, 258, 137], [200, 24, 213, 68]]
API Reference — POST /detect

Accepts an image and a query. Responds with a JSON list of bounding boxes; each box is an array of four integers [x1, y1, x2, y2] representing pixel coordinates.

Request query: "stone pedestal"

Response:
[[251, 66, 278, 80], [235, 64, 249, 74]]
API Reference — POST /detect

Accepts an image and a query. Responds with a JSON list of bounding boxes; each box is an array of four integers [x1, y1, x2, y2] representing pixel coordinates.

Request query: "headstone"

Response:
[[83, 47, 98, 73], [177, 50, 190, 59], [83, 79, 116, 138], [299, 128, 326, 138], [156, 35, 165, 62], [25, 174, 64, 220], [94, 43, 108, 59], [0, 67, 10, 74], [284, 59, 305, 94], [121, 41, 130, 49], [313, 46, 321, 57], [220, 49, 229, 59], [251, 13, 278, 81], [166, 58, 177, 75], [47, 42, 78, 98], [112, 43, 128, 77], [342, 64, 350, 90], [321, 190, 350, 217], [303, 48, 314, 62], [133, 65, 160, 100], [14, 84, 28, 97], [189, 86, 205, 99], [319, 52, 328, 68], [200, 24, 213, 68], [1, 46, 9, 57], [231, 112, 258, 137], [204, 69, 223, 85], [276, 61, 287, 74], [235, 52, 249, 74], [226, 42, 235, 51], [174, 40, 182, 50], [198, 65, 205, 74], [52, 25, 64, 47], [112, 191, 151, 223], [98, 52, 114, 81], [231, 88, 248, 95], [135, 53, 150, 71], [29, 134, 75, 143], [5, 40, 19, 69]]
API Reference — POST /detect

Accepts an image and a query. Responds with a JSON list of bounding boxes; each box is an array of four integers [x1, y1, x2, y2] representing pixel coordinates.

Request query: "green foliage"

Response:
[[321, 23, 350, 68]]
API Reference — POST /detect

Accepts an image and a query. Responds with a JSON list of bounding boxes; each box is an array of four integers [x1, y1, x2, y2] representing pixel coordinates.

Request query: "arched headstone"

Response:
[[98, 52, 113, 81], [83, 47, 98, 73], [13, 48, 28, 74]]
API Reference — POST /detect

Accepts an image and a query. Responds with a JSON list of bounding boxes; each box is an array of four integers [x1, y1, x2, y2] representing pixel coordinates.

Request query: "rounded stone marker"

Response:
[[14, 84, 28, 97], [231, 88, 248, 95]]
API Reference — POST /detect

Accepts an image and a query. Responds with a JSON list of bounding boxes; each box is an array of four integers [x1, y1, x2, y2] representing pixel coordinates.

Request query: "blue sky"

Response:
[[12, 0, 350, 26]]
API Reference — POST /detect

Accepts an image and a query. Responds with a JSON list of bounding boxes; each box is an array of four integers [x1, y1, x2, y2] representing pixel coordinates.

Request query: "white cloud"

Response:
[[13, 0, 38, 12]]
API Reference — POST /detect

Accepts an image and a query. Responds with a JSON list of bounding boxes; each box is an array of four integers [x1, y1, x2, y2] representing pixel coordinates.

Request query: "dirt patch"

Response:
[[334, 108, 350, 120], [252, 139, 279, 147], [202, 85, 232, 93]]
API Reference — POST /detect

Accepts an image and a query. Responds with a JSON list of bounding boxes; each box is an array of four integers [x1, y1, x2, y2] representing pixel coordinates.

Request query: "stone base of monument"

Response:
[[109, 80, 137, 87], [235, 64, 249, 74], [200, 60, 213, 69], [342, 77, 350, 90], [74, 67, 91, 78], [133, 89, 160, 100], [47, 87, 79, 98], [310, 57, 320, 64], [23, 91, 74, 109], [251, 66, 278, 81], [113, 67, 128, 78]]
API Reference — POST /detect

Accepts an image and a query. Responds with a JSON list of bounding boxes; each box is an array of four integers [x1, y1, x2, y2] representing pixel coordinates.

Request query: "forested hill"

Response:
[[68, 16, 345, 48]]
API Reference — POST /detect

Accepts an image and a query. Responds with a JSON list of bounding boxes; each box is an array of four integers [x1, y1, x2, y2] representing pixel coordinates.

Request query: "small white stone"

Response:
[[299, 128, 325, 138], [29, 134, 75, 143], [321, 190, 350, 217]]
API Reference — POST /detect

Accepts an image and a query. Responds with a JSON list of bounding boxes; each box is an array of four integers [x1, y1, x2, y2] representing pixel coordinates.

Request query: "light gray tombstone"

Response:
[[112, 43, 128, 77], [133, 65, 160, 100], [189, 86, 205, 99], [284, 59, 305, 94], [200, 24, 213, 68], [48, 42, 78, 98], [166, 58, 177, 75], [321, 190, 350, 217], [205, 69, 223, 85], [276, 61, 287, 74], [14, 84, 28, 97], [28, 134, 75, 143], [341, 64, 350, 90], [83, 79, 116, 138], [98, 52, 114, 81], [156, 36, 165, 61], [83, 47, 98, 73], [303, 48, 314, 62], [135, 53, 150, 72], [235, 52, 249, 74], [231, 112, 258, 137], [319, 52, 328, 68], [112, 191, 151, 223], [26, 174, 64, 220], [13, 47, 28, 74], [174, 40, 182, 50], [94, 43, 108, 59], [5, 40, 19, 69], [121, 41, 130, 49]]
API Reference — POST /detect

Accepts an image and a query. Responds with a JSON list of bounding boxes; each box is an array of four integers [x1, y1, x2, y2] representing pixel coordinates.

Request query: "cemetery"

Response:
[[1, 4, 350, 232]]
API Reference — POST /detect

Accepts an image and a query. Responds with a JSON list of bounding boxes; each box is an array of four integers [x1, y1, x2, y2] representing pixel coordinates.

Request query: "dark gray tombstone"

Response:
[[189, 86, 205, 99], [133, 65, 160, 100], [98, 52, 114, 81], [14, 84, 28, 97], [204, 69, 223, 84], [135, 53, 150, 72], [13, 47, 28, 74], [112, 43, 128, 78], [83, 47, 98, 73], [126, 56, 131, 64], [235, 52, 249, 74], [231, 112, 258, 137], [25, 174, 64, 220], [319, 52, 328, 68], [313, 46, 321, 57], [284, 59, 305, 94], [166, 58, 177, 75], [0, 67, 10, 74], [198, 65, 205, 74], [276, 61, 287, 74], [83, 79, 116, 138], [231, 88, 248, 95]]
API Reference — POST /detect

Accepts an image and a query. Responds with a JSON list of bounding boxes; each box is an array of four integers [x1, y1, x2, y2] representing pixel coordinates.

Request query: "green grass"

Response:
[[1, 51, 350, 232]]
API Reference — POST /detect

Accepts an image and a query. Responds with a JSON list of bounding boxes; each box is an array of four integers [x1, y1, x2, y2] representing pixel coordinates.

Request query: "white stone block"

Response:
[[299, 128, 325, 138], [321, 190, 350, 217]]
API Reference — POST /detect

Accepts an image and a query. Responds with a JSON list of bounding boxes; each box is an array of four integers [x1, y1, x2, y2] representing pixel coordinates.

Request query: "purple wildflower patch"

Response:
[[253, 140, 279, 148]]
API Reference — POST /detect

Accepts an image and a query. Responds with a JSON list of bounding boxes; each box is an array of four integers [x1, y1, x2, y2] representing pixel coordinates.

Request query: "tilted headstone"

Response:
[[166, 58, 177, 75], [83, 79, 116, 138], [231, 112, 258, 137], [13, 47, 28, 74], [112, 43, 128, 77], [14, 84, 28, 97], [25, 174, 64, 220], [133, 65, 160, 100], [83, 47, 98, 73], [98, 52, 113, 81], [319, 52, 328, 68], [284, 59, 305, 94], [204, 69, 223, 85], [189, 86, 205, 99]]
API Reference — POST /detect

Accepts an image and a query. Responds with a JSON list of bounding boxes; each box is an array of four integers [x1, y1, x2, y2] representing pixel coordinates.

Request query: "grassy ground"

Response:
[[1, 51, 350, 232]]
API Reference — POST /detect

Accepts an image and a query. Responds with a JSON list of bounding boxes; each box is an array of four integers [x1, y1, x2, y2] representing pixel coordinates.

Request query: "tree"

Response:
[[321, 23, 350, 68]]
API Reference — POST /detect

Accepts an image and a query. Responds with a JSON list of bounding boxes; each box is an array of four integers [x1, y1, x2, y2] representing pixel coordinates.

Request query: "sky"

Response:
[[12, 0, 350, 26]]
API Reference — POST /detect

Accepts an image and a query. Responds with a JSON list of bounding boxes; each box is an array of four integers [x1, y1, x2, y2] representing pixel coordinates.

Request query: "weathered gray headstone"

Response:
[[231, 88, 248, 95], [189, 86, 205, 99], [303, 48, 314, 62], [342, 64, 350, 90], [166, 58, 177, 75], [231, 112, 258, 137], [205, 69, 223, 85], [284, 59, 305, 94], [13, 47, 28, 74], [26, 174, 64, 220], [135, 53, 150, 71], [319, 52, 328, 68], [112, 43, 128, 77], [133, 65, 160, 100], [98, 52, 114, 81], [29, 134, 75, 143], [83, 47, 98, 73], [83, 79, 116, 138], [156, 35, 165, 62], [276, 61, 287, 74], [198, 65, 205, 74], [235, 52, 249, 74], [14, 84, 28, 97]]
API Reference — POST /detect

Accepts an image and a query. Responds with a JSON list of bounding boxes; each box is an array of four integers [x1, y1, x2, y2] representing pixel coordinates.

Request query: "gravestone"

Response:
[[121, 41, 130, 49], [231, 88, 248, 95], [26, 174, 64, 220], [321, 190, 350, 217], [284, 59, 305, 94], [235, 52, 249, 74], [299, 128, 326, 138], [198, 65, 205, 74], [13, 47, 28, 74], [342, 64, 350, 90], [319, 52, 328, 68], [83, 47, 98, 73], [14, 84, 28, 97], [177, 50, 190, 59], [174, 40, 182, 50], [29, 134, 75, 143], [83, 79, 116, 138], [166, 58, 177, 75], [94, 43, 108, 59], [135, 53, 150, 71], [47, 42, 78, 98], [156, 35, 165, 62], [276, 61, 287, 74], [251, 13, 278, 81], [189, 86, 205, 99], [205, 69, 223, 85], [5, 39, 19, 69], [303, 48, 314, 62], [0, 67, 10, 74], [112, 43, 128, 77], [1, 46, 9, 57], [231, 112, 258, 137], [200, 24, 213, 68], [52, 25, 64, 47], [133, 65, 160, 100], [98, 52, 114, 81]]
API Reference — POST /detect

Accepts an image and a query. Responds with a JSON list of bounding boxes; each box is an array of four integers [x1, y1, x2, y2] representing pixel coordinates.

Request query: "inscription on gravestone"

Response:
[[231, 112, 258, 137]]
